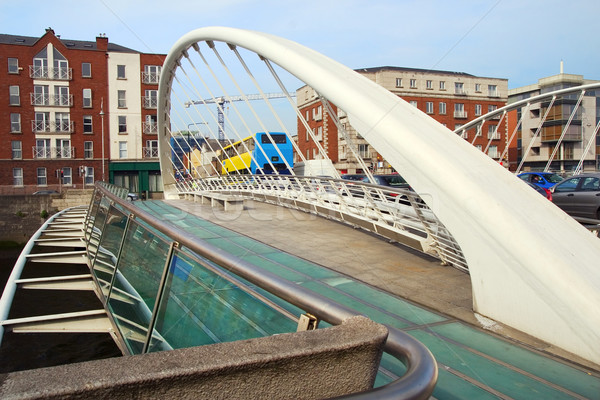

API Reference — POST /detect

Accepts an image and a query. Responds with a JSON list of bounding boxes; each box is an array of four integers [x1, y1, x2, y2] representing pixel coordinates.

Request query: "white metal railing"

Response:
[[454, 111, 468, 118], [29, 66, 72, 80], [143, 97, 158, 109], [143, 121, 158, 134], [143, 147, 159, 158], [31, 120, 74, 133], [176, 175, 468, 272], [142, 72, 160, 84], [32, 146, 74, 159], [30, 93, 73, 107]]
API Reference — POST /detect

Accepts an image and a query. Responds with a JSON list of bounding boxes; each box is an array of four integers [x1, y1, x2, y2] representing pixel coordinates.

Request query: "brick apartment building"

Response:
[[0, 28, 165, 196], [297, 66, 508, 174]]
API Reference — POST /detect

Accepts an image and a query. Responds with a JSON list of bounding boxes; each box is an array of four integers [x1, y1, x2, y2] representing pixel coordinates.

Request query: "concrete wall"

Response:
[[0, 189, 92, 243], [0, 316, 388, 399]]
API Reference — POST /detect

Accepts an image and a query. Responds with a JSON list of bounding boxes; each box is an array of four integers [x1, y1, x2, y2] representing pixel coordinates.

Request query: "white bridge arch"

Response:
[[157, 27, 600, 365]]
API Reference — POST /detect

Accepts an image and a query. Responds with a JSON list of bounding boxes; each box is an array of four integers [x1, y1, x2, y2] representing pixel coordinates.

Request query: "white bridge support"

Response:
[[158, 27, 600, 365]]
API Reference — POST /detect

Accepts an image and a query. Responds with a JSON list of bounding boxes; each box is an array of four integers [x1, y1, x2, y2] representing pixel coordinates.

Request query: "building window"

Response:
[[145, 140, 159, 158], [426, 80, 433, 90], [37, 167, 47, 186], [55, 86, 70, 107], [488, 145, 498, 158], [149, 172, 163, 192], [439, 81, 446, 90], [118, 90, 127, 108], [118, 116, 127, 133], [488, 85, 498, 97], [488, 104, 498, 113], [119, 141, 127, 158], [395, 78, 402, 88], [410, 79, 417, 88], [11, 141, 22, 159], [9, 86, 20, 105], [83, 88, 92, 108], [13, 168, 23, 187], [84, 141, 93, 159], [55, 112, 70, 132], [83, 115, 93, 133], [475, 104, 482, 116], [454, 82, 465, 95], [358, 144, 369, 158], [10, 113, 21, 132], [475, 83, 481, 92], [439, 102, 446, 115], [409, 100, 418, 107], [143, 65, 161, 84], [82, 62, 91, 78], [117, 65, 126, 79], [62, 167, 72, 185], [488, 125, 499, 139], [84, 167, 94, 185], [454, 103, 467, 118], [56, 139, 71, 158], [144, 90, 157, 109], [8, 58, 19, 74], [426, 102, 434, 114]]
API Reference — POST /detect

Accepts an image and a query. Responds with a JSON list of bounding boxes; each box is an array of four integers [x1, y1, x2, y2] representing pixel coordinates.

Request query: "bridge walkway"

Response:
[[135, 199, 599, 399]]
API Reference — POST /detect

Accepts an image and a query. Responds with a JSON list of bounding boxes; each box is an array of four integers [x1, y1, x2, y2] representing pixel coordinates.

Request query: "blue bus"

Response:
[[220, 132, 293, 175]]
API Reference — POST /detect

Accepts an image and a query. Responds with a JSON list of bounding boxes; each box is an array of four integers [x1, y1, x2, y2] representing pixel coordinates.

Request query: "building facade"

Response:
[[297, 66, 508, 174], [0, 29, 165, 196], [508, 70, 600, 173]]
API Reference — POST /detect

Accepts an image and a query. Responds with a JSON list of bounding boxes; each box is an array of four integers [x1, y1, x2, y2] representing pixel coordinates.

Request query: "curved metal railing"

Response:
[[175, 174, 468, 272], [91, 182, 438, 399]]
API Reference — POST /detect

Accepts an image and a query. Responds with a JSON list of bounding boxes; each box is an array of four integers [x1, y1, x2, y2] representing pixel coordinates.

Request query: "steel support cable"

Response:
[[499, 102, 530, 164], [469, 122, 484, 146], [516, 96, 557, 173], [260, 60, 309, 166], [544, 90, 586, 172], [574, 118, 600, 175], [483, 110, 507, 155], [179, 51, 252, 176], [261, 58, 324, 166], [95, 183, 437, 399], [201, 41, 280, 176], [167, 89, 219, 179], [227, 44, 296, 176]]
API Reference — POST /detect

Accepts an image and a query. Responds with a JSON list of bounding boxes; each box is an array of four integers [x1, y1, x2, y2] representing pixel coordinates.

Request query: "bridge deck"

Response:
[[136, 199, 599, 399]]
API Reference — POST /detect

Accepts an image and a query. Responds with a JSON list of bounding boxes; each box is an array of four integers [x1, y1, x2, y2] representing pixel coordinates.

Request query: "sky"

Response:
[[2, 0, 599, 89]]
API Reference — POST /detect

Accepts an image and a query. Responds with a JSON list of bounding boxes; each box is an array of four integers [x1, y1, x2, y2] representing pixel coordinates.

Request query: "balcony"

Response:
[[143, 121, 158, 134], [142, 72, 160, 84], [32, 120, 74, 134], [143, 147, 159, 158], [29, 66, 72, 81], [454, 111, 468, 119], [32, 146, 75, 159], [488, 90, 500, 98], [30, 93, 73, 107], [454, 88, 466, 95], [143, 96, 158, 109]]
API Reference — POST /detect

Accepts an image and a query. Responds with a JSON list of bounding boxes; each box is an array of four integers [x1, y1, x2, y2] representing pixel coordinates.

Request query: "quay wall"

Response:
[[0, 189, 93, 243]]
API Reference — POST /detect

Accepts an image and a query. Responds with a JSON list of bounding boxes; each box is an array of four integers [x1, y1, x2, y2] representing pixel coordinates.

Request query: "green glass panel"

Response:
[[429, 323, 600, 399], [147, 249, 296, 352], [107, 219, 171, 355], [327, 279, 447, 325], [241, 254, 308, 282], [87, 196, 111, 262], [300, 281, 413, 329], [433, 367, 501, 400], [92, 206, 128, 300], [264, 252, 341, 279], [409, 329, 575, 399]]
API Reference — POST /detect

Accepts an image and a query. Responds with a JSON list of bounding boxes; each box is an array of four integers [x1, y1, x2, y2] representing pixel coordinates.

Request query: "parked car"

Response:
[[525, 182, 552, 201], [361, 174, 411, 190], [341, 174, 366, 181], [127, 193, 139, 201], [517, 172, 563, 189], [551, 172, 600, 219]]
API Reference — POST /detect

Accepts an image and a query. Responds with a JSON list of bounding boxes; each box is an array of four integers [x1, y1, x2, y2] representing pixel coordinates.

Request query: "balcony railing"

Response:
[[454, 88, 466, 95], [30, 93, 73, 107], [143, 97, 158, 109], [31, 120, 74, 134], [454, 111, 468, 119], [142, 72, 160, 84], [143, 121, 158, 134], [32, 146, 75, 159], [29, 66, 72, 80], [143, 147, 159, 158]]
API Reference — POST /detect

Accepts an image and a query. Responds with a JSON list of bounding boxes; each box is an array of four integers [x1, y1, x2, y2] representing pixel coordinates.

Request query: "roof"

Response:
[[0, 33, 139, 53], [356, 65, 475, 77]]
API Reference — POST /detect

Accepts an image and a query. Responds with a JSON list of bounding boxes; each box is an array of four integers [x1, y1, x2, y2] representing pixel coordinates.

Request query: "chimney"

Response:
[[96, 35, 108, 51]]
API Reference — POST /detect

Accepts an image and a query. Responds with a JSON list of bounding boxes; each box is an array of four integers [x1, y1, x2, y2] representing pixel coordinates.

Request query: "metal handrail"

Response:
[[175, 174, 468, 271], [95, 182, 438, 399]]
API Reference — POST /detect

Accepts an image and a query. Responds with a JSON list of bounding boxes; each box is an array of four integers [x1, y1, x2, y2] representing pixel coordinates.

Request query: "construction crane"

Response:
[[184, 93, 296, 140]]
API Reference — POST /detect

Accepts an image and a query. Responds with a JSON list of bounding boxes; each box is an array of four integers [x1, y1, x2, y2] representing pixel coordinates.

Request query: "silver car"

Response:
[[551, 172, 600, 220]]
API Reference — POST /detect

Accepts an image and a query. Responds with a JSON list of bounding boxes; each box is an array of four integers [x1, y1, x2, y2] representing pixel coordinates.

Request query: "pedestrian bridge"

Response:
[[0, 27, 599, 399]]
